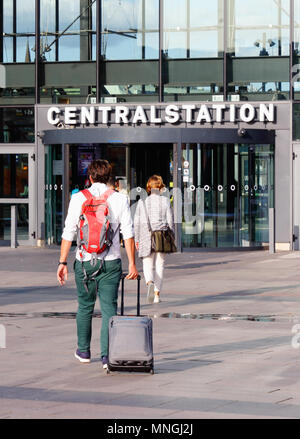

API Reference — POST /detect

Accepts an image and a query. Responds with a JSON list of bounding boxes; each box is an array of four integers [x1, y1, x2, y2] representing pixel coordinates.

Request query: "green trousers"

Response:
[[74, 258, 122, 357]]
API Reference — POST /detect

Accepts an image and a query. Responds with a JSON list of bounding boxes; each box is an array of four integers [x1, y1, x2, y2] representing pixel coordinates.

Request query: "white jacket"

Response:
[[62, 183, 134, 261], [134, 193, 174, 258]]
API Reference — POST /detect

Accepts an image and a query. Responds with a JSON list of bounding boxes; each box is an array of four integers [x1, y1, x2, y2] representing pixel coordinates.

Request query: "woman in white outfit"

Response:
[[134, 175, 174, 303]]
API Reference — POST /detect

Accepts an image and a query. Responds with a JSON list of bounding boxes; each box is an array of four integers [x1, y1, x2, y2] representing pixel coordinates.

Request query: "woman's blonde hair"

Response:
[[146, 175, 165, 194]]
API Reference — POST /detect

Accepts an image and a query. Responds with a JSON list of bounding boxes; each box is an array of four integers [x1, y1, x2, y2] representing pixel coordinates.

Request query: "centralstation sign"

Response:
[[46, 103, 275, 127]]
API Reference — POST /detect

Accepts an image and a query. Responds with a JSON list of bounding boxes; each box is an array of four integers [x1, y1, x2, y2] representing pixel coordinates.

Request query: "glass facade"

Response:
[[227, 0, 290, 101], [0, 1, 297, 249], [163, 0, 223, 101], [1, 0, 299, 104], [102, 0, 159, 60], [228, 0, 289, 57], [181, 143, 274, 248], [0, 107, 34, 142]]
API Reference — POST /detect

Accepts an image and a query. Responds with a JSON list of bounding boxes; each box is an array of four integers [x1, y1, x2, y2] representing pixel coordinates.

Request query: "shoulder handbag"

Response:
[[143, 200, 177, 253]]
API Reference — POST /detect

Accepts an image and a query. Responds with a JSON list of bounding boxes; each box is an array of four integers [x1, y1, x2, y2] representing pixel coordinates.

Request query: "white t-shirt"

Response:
[[61, 182, 134, 261]]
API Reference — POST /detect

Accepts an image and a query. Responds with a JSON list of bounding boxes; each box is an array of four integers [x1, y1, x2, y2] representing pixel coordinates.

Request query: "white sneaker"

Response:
[[154, 294, 160, 303], [147, 282, 155, 303]]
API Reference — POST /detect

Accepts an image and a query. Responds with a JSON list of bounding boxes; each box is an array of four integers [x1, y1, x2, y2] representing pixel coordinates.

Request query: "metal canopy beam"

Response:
[[42, 127, 275, 145]]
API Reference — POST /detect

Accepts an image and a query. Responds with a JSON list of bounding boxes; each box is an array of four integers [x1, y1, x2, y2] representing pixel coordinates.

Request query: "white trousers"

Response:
[[143, 252, 166, 293]]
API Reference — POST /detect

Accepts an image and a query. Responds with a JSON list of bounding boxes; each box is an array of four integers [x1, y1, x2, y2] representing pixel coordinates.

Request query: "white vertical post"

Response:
[[11, 204, 17, 248], [269, 207, 275, 254], [0, 324, 6, 348]]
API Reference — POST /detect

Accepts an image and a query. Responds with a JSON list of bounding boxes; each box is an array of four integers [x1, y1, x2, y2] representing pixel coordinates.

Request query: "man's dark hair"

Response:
[[87, 159, 112, 184], [107, 175, 116, 188]]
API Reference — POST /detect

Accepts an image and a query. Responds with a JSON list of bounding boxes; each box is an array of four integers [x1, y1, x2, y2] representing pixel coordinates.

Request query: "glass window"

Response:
[[16, 37, 35, 63], [0, 204, 29, 240], [3, 0, 13, 34], [101, 61, 158, 102], [2, 38, 14, 63], [0, 84, 35, 105], [293, 103, 300, 140], [295, 0, 300, 51], [0, 154, 29, 198], [16, 0, 35, 34], [0, 107, 34, 143], [102, 0, 159, 60], [41, 86, 96, 105], [163, 1, 223, 101], [39, 1, 96, 103], [40, 0, 57, 62], [1, 1, 35, 102], [41, 0, 96, 62], [163, 0, 223, 58], [163, 84, 222, 99], [2, 0, 14, 62], [2, 0, 36, 63], [102, 84, 157, 98], [228, 0, 290, 57], [16, 0, 35, 63], [2, 0, 96, 63], [293, 1, 300, 98], [227, 0, 290, 101], [58, 1, 81, 61], [228, 81, 290, 101], [190, 32, 220, 58]]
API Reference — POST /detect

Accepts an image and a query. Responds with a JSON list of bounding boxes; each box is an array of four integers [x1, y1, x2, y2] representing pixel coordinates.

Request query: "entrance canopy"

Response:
[[42, 127, 275, 145]]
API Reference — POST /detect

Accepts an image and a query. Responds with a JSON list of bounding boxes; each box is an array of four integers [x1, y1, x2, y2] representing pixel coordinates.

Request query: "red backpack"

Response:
[[77, 188, 116, 265]]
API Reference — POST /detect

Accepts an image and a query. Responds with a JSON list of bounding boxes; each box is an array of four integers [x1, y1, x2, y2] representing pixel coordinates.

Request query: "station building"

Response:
[[1, 0, 300, 251]]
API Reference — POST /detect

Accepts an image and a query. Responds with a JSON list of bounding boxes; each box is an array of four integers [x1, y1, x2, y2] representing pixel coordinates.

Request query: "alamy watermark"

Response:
[[128, 185, 205, 234], [0, 324, 6, 349]]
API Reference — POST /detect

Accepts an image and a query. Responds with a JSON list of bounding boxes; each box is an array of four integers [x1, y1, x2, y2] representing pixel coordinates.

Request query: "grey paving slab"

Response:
[[1, 246, 300, 419]]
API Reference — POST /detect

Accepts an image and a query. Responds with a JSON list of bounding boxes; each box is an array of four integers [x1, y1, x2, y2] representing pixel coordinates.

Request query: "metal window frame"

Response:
[[1, 1, 298, 103], [0, 144, 36, 246]]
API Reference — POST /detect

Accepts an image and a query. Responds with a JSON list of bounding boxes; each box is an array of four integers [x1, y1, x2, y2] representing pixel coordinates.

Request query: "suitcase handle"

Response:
[[120, 273, 141, 317]]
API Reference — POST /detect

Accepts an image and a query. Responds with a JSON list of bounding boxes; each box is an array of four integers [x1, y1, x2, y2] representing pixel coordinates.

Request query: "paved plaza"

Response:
[[1, 246, 300, 419]]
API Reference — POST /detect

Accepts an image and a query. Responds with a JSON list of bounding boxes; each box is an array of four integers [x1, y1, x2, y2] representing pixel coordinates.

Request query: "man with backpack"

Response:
[[56, 159, 139, 369]]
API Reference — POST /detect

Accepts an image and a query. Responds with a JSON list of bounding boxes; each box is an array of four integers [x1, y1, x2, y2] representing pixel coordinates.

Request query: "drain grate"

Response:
[[0, 311, 287, 322], [0, 312, 102, 319], [158, 312, 277, 322]]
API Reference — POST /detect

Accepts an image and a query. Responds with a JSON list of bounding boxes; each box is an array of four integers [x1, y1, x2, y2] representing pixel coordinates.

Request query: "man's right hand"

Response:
[[124, 237, 139, 280], [57, 264, 68, 286], [126, 263, 139, 280]]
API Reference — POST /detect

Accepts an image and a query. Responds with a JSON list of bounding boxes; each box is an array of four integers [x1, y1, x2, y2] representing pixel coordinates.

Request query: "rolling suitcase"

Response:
[[107, 274, 154, 374]]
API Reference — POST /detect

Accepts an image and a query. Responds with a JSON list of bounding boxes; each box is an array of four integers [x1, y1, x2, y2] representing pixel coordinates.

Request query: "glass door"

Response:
[[45, 145, 64, 245], [239, 145, 274, 246], [0, 146, 36, 246], [181, 143, 274, 248], [293, 143, 300, 250]]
